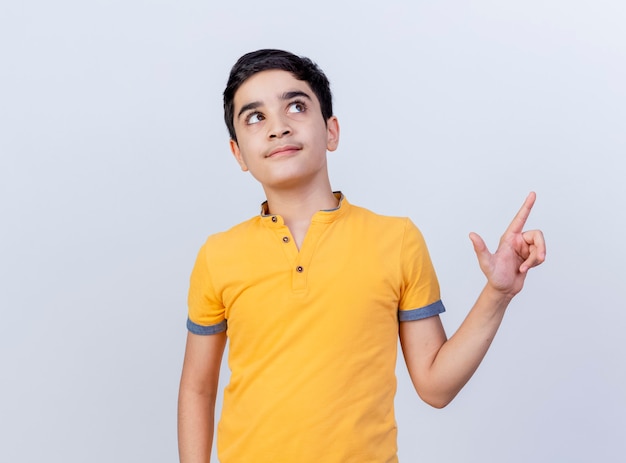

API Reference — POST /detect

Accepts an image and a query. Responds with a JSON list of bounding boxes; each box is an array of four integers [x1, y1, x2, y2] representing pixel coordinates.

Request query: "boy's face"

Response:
[[229, 70, 339, 191]]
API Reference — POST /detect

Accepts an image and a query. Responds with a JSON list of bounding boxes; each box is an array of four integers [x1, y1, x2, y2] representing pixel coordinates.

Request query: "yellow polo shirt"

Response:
[[187, 194, 445, 462]]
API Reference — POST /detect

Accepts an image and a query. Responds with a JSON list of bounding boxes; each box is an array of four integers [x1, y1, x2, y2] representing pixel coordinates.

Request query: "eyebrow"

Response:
[[281, 90, 312, 102], [236, 90, 313, 120]]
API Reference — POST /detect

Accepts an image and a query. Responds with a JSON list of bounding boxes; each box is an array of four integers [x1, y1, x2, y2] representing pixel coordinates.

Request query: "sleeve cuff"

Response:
[[398, 300, 446, 322], [187, 318, 227, 335]]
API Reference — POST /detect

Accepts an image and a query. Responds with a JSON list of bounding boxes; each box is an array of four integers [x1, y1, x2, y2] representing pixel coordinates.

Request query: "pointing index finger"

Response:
[[505, 192, 537, 234]]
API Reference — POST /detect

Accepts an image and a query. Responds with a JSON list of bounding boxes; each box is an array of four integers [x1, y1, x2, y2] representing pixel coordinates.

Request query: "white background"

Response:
[[1, 1, 625, 461]]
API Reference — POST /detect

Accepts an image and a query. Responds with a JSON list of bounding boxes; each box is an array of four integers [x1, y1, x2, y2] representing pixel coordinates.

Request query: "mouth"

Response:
[[266, 145, 301, 158]]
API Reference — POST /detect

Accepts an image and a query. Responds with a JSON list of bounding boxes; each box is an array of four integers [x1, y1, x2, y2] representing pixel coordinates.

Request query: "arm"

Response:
[[400, 192, 546, 408], [178, 331, 227, 463]]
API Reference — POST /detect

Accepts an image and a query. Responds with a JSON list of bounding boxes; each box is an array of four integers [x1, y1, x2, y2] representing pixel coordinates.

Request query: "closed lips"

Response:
[[267, 145, 301, 157]]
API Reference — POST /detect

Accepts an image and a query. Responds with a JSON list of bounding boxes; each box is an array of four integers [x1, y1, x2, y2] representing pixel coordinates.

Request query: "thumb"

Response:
[[469, 232, 490, 265]]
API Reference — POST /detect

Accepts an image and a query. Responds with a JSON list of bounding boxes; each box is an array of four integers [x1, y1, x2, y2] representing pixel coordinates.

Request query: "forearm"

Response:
[[402, 285, 513, 408], [178, 385, 216, 463], [178, 331, 226, 462], [432, 285, 512, 403]]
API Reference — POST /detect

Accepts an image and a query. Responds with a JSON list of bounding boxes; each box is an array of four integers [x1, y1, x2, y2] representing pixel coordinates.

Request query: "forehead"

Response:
[[233, 69, 317, 108]]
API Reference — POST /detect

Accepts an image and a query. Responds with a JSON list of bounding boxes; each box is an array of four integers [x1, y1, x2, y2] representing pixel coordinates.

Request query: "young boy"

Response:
[[178, 49, 546, 463]]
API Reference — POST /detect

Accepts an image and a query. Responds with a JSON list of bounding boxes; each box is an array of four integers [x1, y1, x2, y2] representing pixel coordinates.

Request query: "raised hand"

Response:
[[469, 192, 546, 298]]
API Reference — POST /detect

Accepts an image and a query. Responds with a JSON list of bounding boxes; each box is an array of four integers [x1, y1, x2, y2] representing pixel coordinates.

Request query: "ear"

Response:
[[230, 139, 249, 171], [326, 116, 340, 152]]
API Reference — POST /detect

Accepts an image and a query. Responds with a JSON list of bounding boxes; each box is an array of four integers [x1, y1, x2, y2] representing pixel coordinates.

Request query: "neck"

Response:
[[264, 183, 338, 223], [263, 181, 338, 249]]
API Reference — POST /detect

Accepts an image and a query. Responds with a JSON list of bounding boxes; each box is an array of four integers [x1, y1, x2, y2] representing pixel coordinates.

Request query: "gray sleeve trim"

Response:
[[187, 318, 227, 335], [398, 300, 446, 322]]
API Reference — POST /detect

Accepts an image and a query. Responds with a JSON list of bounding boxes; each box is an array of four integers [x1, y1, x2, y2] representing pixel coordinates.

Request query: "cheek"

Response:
[[243, 123, 265, 137], [234, 120, 265, 141]]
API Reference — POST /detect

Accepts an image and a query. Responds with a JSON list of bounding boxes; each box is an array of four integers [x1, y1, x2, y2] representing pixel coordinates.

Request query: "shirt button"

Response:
[[271, 216, 277, 223], [296, 266, 304, 273], [282, 236, 290, 243]]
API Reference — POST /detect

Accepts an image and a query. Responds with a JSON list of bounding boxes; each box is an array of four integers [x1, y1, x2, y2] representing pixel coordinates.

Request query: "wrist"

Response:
[[482, 283, 516, 308]]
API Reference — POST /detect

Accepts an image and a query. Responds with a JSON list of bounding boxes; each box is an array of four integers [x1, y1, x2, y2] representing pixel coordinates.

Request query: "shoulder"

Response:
[[342, 202, 430, 258], [346, 201, 418, 233], [200, 215, 262, 255]]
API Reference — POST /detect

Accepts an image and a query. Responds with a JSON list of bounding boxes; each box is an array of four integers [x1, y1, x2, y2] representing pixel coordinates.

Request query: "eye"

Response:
[[288, 101, 307, 114], [246, 112, 264, 125]]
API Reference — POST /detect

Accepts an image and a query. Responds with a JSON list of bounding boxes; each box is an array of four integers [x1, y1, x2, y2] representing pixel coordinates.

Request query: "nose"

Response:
[[270, 129, 290, 139], [268, 116, 292, 139]]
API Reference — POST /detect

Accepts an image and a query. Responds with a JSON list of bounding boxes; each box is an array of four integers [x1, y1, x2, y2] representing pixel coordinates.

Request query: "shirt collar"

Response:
[[260, 191, 348, 225]]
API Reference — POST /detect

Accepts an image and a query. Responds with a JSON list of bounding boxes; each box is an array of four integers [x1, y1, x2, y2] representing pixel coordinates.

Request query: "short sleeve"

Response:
[[398, 219, 446, 321], [187, 241, 227, 335]]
